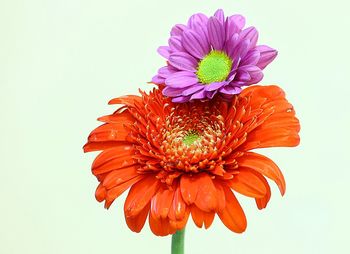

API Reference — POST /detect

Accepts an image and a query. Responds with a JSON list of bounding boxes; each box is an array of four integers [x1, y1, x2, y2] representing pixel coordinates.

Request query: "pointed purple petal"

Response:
[[188, 13, 209, 28], [172, 95, 191, 103], [225, 15, 245, 41], [235, 70, 251, 81], [163, 86, 188, 97], [204, 81, 227, 91], [165, 71, 198, 88], [152, 75, 165, 84], [240, 27, 259, 48], [182, 84, 204, 96], [231, 39, 250, 60], [205, 90, 218, 99], [190, 89, 206, 100], [157, 46, 171, 59], [239, 65, 263, 84], [241, 49, 260, 66], [225, 33, 239, 58], [250, 70, 264, 84], [168, 52, 198, 71], [158, 66, 177, 78], [182, 29, 210, 59], [169, 36, 184, 52], [170, 24, 187, 36], [214, 9, 225, 24], [255, 45, 278, 69], [219, 85, 242, 95], [208, 17, 225, 50]]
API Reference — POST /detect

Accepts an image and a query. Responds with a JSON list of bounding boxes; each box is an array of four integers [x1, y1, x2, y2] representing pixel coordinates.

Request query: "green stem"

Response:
[[171, 228, 185, 254]]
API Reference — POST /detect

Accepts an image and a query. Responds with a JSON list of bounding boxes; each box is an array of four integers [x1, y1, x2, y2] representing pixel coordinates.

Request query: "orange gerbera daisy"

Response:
[[84, 85, 300, 236]]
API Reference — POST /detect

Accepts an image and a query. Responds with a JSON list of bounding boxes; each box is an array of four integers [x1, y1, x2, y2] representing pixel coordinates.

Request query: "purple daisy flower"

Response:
[[152, 9, 278, 103]]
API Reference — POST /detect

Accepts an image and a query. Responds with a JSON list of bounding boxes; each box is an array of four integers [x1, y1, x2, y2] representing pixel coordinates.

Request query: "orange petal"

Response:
[[151, 187, 174, 219], [168, 186, 190, 230], [168, 186, 187, 221], [228, 168, 267, 198], [218, 186, 247, 233], [190, 205, 215, 229], [203, 212, 215, 229], [169, 209, 190, 230], [91, 145, 134, 169], [180, 174, 199, 205], [253, 172, 271, 210], [104, 175, 144, 209], [83, 141, 130, 152], [236, 152, 286, 195], [87, 123, 130, 143], [97, 110, 134, 124], [213, 180, 226, 212], [241, 127, 300, 150], [124, 175, 160, 217], [125, 202, 150, 233], [238, 85, 300, 151], [149, 213, 177, 236], [190, 205, 205, 228], [92, 154, 137, 175], [240, 85, 285, 99], [194, 173, 218, 212], [108, 95, 142, 107], [102, 165, 139, 189], [95, 183, 107, 202]]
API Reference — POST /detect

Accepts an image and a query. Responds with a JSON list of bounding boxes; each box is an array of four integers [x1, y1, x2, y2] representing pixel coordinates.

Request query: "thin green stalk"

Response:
[[171, 228, 185, 254]]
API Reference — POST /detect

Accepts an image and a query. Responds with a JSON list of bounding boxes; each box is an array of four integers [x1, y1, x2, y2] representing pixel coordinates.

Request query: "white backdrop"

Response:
[[1, 0, 349, 253]]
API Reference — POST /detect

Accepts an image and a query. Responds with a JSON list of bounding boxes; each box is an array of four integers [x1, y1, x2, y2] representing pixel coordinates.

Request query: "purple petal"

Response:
[[239, 65, 263, 84], [172, 95, 191, 103], [250, 70, 264, 84], [165, 71, 198, 88], [188, 13, 209, 28], [170, 24, 187, 36], [190, 90, 206, 100], [182, 29, 210, 59], [240, 27, 259, 48], [227, 71, 237, 82], [204, 81, 227, 91], [168, 52, 198, 71], [152, 75, 165, 84], [157, 46, 171, 59], [235, 70, 251, 81], [158, 66, 177, 78], [226, 14, 246, 40], [241, 49, 260, 66], [225, 33, 239, 58], [214, 9, 225, 24], [255, 45, 278, 69], [231, 39, 250, 60], [169, 36, 184, 52], [182, 84, 205, 96], [205, 90, 217, 99], [208, 17, 225, 50], [163, 86, 188, 97], [219, 85, 242, 95]]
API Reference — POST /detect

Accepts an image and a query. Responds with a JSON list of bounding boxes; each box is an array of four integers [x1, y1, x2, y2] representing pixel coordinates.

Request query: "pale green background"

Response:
[[1, 0, 349, 253]]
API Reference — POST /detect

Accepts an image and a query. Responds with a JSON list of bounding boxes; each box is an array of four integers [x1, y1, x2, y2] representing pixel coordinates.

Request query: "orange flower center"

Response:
[[159, 102, 226, 178]]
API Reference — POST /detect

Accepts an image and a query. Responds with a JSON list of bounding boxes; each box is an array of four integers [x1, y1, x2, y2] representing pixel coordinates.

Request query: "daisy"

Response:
[[84, 85, 300, 236], [152, 9, 277, 102]]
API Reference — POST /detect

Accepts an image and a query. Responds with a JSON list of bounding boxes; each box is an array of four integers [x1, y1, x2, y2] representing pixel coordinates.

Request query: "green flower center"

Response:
[[196, 50, 232, 85], [182, 131, 200, 145]]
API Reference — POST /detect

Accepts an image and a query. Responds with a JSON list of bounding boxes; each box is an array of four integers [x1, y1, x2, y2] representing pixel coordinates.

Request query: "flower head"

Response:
[[152, 9, 278, 103], [84, 85, 300, 236]]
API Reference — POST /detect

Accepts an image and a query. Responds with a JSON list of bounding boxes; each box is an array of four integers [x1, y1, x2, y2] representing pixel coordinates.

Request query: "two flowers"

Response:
[[84, 9, 300, 236]]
